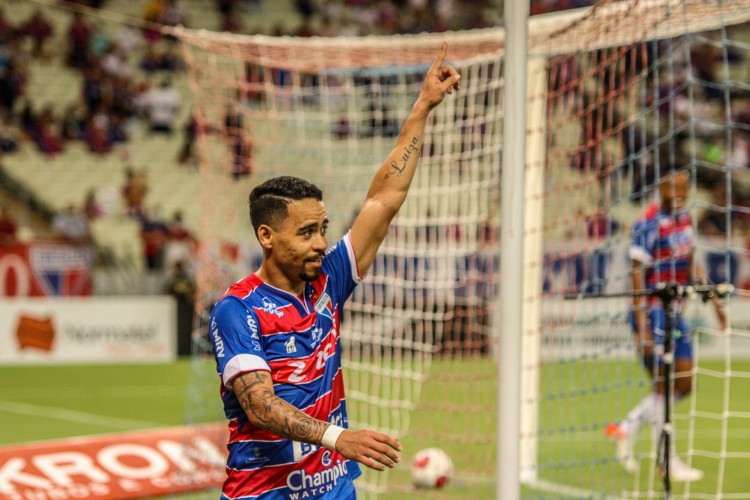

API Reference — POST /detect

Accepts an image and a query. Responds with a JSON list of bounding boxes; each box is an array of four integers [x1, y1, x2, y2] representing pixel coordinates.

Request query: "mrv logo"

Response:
[[211, 319, 225, 358], [286, 451, 348, 499]]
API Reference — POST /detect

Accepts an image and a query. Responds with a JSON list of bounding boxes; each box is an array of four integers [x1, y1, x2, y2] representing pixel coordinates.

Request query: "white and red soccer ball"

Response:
[[410, 447, 454, 489]]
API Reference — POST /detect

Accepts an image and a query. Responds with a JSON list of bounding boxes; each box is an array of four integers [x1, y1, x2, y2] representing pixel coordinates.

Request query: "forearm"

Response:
[[233, 372, 329, 446], [364, 98, 433, 216]]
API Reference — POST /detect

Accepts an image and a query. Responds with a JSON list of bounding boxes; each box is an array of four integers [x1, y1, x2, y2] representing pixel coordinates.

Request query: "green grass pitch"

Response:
[[1, 358, 748, 498]]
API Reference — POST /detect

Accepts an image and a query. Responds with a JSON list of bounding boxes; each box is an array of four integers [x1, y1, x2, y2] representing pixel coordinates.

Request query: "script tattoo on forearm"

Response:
[[234, 372, 327, 445], [387, 135, 420, 177]]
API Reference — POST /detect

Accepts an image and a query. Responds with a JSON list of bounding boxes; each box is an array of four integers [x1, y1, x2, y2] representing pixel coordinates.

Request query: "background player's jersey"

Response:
[[210, 233, 363, 499], [629, 201, 694, 292]]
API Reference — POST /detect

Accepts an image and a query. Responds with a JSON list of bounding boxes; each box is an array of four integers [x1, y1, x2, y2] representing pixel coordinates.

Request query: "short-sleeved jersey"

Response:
[[210, 233, 363, 500], [629, 202, 694, 300]]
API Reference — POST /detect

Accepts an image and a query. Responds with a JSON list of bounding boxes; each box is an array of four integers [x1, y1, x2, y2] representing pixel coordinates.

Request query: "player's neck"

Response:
[[255, 265, 306, 296]]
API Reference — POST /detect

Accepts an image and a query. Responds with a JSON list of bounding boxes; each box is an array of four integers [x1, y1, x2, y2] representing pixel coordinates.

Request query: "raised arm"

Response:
[[349, 41, 461, 277], [232, 371, 402, 471]]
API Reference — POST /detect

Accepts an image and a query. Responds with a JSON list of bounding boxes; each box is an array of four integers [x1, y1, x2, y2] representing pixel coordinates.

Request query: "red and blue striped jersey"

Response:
[[629, 202, 694, 291], [209, 233, 363, 499]]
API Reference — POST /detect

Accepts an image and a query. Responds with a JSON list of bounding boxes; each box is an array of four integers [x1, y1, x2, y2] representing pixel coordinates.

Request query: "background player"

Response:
[[208, 42, 460, 499], [607, 169, 728, 481]]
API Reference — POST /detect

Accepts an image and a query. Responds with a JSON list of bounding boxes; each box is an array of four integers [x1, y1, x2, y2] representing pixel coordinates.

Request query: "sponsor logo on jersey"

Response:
[[286, 451, 348, 499], [285, 335, 297, 354], [211, 325, 225, 358], [310, 326, 324, 348], [262, 297, 284, 317], [246, 314, 261, 351]]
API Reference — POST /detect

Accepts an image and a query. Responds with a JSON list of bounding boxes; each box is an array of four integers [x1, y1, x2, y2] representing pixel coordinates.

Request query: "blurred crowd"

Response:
[[1, 0, 748, 280], [549, 29, 750, 244], [0, 6, 183, 158]]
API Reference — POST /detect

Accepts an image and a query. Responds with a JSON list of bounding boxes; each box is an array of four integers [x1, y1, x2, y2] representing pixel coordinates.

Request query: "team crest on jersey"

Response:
[[314, 292, 333, 320], [262, 297, 284, 317]]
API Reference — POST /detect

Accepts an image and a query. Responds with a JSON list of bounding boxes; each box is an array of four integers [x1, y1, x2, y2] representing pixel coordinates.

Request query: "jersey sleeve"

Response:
[[628, 218, 653, 264], [321, 232, 363, 303], [209, 296, 270, 389]]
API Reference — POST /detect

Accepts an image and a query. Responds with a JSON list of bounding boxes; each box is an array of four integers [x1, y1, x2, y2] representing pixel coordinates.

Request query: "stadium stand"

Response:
[[1, 0, 748, 296]]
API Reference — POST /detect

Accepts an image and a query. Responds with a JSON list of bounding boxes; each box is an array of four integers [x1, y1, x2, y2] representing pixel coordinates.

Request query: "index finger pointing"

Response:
[[430, 41, 448, 72]]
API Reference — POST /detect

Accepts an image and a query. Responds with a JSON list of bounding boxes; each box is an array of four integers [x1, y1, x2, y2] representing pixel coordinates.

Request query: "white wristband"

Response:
[[321, 424, 345, 450]]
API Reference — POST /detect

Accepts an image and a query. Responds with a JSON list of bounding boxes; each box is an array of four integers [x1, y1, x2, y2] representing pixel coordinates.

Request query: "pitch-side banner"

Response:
[[0, 243, 92, 297], [541, 236, 750, 359], [0, 297, 176, 364], [0, 424, 228, 500]]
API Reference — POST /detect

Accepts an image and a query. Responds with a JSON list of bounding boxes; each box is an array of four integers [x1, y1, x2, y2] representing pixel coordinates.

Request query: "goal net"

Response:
[[525, 1, 750, 499], [175, 0, 750, 497]]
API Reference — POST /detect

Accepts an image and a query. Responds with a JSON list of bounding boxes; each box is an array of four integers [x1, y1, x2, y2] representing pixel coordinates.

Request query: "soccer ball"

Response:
[[410, 447, 454, 489]]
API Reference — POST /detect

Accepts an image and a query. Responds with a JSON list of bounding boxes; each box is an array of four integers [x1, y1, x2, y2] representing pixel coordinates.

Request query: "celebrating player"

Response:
[[208, 42, 460, 499], [606, 169, 728, 481]]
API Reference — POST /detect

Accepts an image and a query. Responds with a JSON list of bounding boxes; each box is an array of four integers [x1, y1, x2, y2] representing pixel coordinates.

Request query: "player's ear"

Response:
[[257, 224, 274, 250]]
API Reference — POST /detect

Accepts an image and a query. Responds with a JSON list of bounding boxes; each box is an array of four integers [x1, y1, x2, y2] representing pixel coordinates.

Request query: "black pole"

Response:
[[652, 284, 679, 498]]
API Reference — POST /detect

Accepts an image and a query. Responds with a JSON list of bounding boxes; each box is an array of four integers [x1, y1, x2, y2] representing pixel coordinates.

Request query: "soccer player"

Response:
[[606, 169, 728, 481], [208, 43, 460, 499]]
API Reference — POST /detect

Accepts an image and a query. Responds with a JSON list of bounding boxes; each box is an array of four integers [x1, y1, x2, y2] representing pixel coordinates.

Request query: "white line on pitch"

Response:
[[0, 400, 164, 430], [526, 478, 626, 499]]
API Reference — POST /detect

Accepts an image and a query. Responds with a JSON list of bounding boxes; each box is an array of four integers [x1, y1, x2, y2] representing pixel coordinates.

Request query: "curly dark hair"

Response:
[[248, 176, 323, 237]]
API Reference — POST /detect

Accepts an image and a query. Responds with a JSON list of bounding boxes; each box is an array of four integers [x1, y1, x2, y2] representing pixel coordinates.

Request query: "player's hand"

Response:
[[335, 429, 402, 471], [418, 41, 461, 110]]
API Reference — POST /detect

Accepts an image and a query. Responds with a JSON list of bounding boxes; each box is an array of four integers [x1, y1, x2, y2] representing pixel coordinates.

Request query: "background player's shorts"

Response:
[[629, 308, 693, 364]]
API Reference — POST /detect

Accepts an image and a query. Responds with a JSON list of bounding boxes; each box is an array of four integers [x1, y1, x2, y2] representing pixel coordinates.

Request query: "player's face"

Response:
[[659, 172, 689, 213], [274, 198, 329, 283]]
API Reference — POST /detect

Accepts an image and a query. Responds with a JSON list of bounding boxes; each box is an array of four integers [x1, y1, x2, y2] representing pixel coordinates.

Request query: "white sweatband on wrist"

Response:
[[321, 424, 345, 450]]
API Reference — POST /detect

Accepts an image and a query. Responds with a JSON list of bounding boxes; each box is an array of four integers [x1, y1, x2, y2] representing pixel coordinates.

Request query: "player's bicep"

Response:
[[350, 197, 393, 276]]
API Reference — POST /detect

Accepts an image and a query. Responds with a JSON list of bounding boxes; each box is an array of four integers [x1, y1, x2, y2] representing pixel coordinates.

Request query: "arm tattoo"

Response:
[[387, 135, 420, 177], [234, 372, 328, 445]]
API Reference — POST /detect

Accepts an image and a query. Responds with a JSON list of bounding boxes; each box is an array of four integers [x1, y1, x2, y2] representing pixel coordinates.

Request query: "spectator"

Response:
[[587, 207, 621, 239], [140, 43, 182, 73], [177, 111, 198, 165], [0, 61, 25, 119], [220, 6, 244, 33], [122, 167, 149, 218], [84, 111, 113, 154], [66, 12, 92, 69], [113, 25, 144, 54], [36, 120, 64, 156], [60, 103, 87, 141], [83, 189, 104, 221], [164, 210, 197, 271], [139, 79, 181, 134], [0, 202, 18, 247], [142, 0, 167, 44], [101, 46, 135, 80], [0, 122, 18, 153], [19, 9, 53, 59], [163, 259, 196, 356], [0, 7, 13, 43], [141, 210, 170, 270], [52, 204, 91, 245], [82, 66, 106, 114], [160, 0, 188, 28], [231, 132, 253, 179]]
